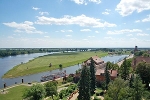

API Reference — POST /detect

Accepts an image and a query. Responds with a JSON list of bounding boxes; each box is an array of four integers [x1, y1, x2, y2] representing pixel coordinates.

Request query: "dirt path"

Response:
[[69, 92, 79, 100]]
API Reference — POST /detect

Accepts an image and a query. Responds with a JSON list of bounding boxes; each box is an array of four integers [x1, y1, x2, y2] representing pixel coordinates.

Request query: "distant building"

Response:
[[82, 56, 105, 69], [134, 46, 138, 53], [132, 56, 150, 69], [95, 69, 118, 84]]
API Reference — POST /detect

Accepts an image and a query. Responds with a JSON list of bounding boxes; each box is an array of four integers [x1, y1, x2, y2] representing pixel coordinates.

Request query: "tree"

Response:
[[113, 64, 119, 70], [130, 75, 145, 100], [136, 62, 150, 88], [90, 58, 96, 95], [23, 84, 46, 100], [44, 81, 57, 100], [119, 58, 130, 80], [104, 77, 129, 100], [105, 65, 111, 90], [106, 61, 113, 70], [78, 66, 91, 100], [129, 74, 134, 88]]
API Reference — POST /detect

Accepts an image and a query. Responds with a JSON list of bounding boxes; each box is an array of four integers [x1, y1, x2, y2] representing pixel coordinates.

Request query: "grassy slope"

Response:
[[3, 51, 107, 78], [0, 85, 29, 100]]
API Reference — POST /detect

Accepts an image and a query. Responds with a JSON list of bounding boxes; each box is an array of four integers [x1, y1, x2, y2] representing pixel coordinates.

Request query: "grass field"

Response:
[[0, 85, 29, 100], [3, 51, 107, 78]]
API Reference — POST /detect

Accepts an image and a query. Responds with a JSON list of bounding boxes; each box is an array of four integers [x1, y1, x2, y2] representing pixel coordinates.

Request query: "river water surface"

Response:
[[0, 53, 128, 89]]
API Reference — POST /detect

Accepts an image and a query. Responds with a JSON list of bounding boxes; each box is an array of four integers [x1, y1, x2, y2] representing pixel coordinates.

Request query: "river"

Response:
[[0, 53, 128, 89]]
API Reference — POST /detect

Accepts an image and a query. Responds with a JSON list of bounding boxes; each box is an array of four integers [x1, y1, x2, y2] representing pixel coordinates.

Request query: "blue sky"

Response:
[[0, 0, 150, 48]]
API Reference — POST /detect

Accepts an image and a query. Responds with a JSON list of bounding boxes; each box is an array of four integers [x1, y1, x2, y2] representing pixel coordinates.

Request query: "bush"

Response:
[[67, 76, 73, 82], [23, 84, 46, 100]]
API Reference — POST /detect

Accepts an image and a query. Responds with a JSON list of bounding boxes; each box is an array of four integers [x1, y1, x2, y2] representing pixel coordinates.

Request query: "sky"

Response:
[[0, 0, 150, 48]]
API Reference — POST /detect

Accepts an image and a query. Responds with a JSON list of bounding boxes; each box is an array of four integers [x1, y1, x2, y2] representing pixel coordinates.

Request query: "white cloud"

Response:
[[14, 30, 23, 33], [95, 31, 99, 33], [61, 30, 65, 32], [130, 37, 138, 41], [60, 30, 73, 32], [127, 34, 133, 36], [142, 15, 150, 22], [71, 0, 87, 5], [32, 7, 40, 10], [137, 33, 149, 36], [89, 0, 101, 4], [102, 12, 109, 15], [104, 37, 114, 40], [135, 20, 140, 23], [107, 29, 142, 35], [68, 30, 73, 32], [3, 21, 45, 34], [147, 28, 150, 30], [83, 39, 88, 41], [39, 12, 49, 15], [102, 9, 111, 15], [71, 0, 101, 5], [116, 0, 150, 16], [88, 36, 95, 38], [8, 36, 14, 39], [44, 36, 50, 38], [36, 14, 116, 27], [66, 35, 72, 37], [80, 29, 91, 32]]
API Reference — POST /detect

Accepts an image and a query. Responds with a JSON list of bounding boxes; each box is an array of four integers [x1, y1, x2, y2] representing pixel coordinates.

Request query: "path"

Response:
[[69, 92, 78, 100]]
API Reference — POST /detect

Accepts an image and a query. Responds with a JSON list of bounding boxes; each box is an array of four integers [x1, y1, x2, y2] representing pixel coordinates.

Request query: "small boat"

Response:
[[40, 72, 66, 82]]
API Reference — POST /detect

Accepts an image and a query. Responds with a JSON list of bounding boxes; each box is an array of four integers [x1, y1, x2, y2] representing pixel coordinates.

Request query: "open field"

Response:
[[3, 51, 107, 78], [0, 85, 29, 100]]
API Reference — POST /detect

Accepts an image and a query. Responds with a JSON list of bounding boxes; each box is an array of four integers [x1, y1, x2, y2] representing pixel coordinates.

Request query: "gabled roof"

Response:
[[91, 56, 104, 64], [95, 69, 118, 77], [84, 56, 104, 65]]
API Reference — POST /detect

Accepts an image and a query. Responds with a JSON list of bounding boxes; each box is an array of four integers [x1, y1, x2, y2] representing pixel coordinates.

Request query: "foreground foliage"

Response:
[[23, 84, 46, 100], [136, 62, 150, 88], [104, 75, 148, 100], [78, 66, 91, 100], [119, 58, 130, 80], [90, 59, 96, 94], [44, 81, 57, 100]]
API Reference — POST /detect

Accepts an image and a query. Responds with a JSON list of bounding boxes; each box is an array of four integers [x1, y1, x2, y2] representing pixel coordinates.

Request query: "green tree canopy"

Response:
[[105, 65, 111, 90], [90, 58, 96, 95], [119, 58, 130, 80], [130, 75, 145, 100], [136, 62, 150, 87], [23, 84, 46, 100], [44, 81, 57, 100], [104, 77, 129, 100], [78, 66, 91, 100]]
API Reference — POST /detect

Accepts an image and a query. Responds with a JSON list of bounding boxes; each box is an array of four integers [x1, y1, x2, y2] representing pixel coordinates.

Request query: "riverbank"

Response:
[[0, 77, 70, 100], [117, 54, 134, 67], [3, 51, 107, 78]]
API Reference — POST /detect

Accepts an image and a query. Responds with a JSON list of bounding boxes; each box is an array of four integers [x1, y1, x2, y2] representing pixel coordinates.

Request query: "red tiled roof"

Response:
[[92, 56, 104, 64], [132, 56, 150, 67], [95, 69, 118, 77]]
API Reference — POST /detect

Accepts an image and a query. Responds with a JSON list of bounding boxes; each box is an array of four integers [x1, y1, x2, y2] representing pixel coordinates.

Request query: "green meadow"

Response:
[[0, 85, 29, 100], [3, 51, 107, 78]]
